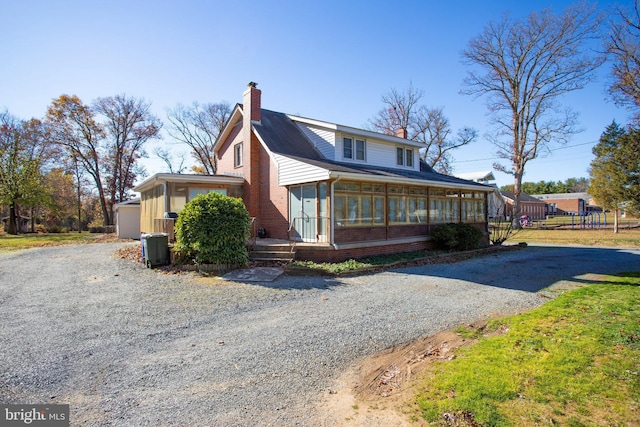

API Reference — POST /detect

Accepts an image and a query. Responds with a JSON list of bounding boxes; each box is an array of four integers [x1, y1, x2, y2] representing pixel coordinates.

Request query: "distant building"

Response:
[[2, 215, 30, 233], [500, 191, 546, 220], [530, 193, 600, 216]]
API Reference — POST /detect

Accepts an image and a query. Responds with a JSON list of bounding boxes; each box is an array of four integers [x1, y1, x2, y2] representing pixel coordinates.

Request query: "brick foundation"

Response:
[[295, 239, 436, 263]]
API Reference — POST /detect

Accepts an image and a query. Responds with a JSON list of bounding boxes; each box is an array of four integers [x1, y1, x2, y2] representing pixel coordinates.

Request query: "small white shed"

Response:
[[115, 198, 141, 239]]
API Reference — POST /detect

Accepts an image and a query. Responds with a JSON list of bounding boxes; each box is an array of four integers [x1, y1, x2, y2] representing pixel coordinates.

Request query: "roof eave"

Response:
[[328, 171, 490, 191], [288, 114, 425, 149], [133, 173, 245, 193], [212, 104, 243, 153]]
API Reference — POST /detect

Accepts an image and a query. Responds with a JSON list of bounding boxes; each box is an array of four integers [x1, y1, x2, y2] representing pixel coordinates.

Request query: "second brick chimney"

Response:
[[243, 82, 261, 124]]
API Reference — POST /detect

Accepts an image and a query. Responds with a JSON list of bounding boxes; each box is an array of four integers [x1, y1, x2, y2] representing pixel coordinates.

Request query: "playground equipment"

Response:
[[571, 212, 607, 229]]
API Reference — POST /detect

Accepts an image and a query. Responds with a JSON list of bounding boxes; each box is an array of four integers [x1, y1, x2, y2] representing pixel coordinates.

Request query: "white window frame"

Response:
[[396, 147, 404, 166], [234, 143, 243, 167], [397, 147, 414, 167], [343, 136, 366, 161], [355, 138, 366, 161], [406, 148, 413, 167]]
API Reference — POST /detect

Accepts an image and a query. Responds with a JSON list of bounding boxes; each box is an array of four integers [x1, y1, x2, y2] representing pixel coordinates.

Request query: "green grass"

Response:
[[0, 232, 113, 252], [416, 273, 640, 426], [508, 228, 640, 247], [290, 250, 431, 274]]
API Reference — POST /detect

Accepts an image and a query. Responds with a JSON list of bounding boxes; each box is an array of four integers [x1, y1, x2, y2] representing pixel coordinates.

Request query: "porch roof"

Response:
[[133, 173, 245, 193]]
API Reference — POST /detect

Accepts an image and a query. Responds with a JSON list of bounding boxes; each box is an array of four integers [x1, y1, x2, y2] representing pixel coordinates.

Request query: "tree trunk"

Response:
[[512, 171, 523, 229], [613, 208, 619, 234], [77, 181, 82, 233], [7, 203, 18, 235], [96, 184, 111, 227]]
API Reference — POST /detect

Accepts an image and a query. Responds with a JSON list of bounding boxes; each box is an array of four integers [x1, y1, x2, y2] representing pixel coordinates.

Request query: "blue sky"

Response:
[[1, 0, 633, 188]]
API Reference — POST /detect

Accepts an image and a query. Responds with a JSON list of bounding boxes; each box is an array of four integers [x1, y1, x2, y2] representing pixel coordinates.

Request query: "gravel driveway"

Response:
[[1, 242, 638, 426]]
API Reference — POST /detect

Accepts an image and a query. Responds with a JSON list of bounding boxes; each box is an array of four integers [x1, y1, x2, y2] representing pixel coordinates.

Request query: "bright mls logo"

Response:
[[1, 405, 69, 426]]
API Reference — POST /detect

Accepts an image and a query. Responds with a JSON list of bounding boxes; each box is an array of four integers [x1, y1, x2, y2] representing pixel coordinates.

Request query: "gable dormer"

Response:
[[335, 128, 421, 171], [289, 115, 422, 171]]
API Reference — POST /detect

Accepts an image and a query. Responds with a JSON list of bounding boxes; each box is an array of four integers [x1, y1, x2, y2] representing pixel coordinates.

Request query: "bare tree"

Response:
[[94, 95, 161, 221], [368, 84, 477, 174], [606, 0, 640, 114], [154, 146, 187, 174], [166, 102, 232, 175], [414, 107, 478, 173], [462, 3, 604, 226]]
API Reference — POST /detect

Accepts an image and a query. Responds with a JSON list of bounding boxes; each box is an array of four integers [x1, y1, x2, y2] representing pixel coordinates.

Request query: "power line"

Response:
[[452, 140, 598, 164]]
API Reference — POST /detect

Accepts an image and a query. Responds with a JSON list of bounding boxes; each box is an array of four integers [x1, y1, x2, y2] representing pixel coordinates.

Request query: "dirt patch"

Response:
[[319, 322, 506, 426]]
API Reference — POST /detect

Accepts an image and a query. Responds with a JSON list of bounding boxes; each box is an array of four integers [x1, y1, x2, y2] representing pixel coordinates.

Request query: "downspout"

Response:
[[163, 181, 169, 214], [330, 176, 342, 250]]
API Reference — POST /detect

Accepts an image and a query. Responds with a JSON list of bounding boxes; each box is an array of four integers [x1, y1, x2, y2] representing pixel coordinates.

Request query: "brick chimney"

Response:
[[396, 127, 408, 139], [243, 82, 261, 124], [241, 82, 261, 219]]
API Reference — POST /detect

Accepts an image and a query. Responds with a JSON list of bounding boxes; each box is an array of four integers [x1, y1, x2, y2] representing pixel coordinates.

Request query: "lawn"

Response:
[[507, 227, 640, 247], [0, 232, 117, 253], [416, 273, 640, 426]]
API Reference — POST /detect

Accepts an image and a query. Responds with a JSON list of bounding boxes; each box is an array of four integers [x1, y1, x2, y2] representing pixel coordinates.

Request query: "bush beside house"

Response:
[[174, 192, 251, 266], [432, 222, 484, 251]]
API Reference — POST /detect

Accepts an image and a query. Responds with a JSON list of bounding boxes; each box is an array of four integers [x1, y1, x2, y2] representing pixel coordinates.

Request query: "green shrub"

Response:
[[174, 192, 251, 266], [46, 225, 68, 233], [431, 222, 483, 251]]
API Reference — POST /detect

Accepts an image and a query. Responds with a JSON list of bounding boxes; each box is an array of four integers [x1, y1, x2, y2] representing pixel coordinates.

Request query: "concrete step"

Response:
[[249, 249, 295, 262]]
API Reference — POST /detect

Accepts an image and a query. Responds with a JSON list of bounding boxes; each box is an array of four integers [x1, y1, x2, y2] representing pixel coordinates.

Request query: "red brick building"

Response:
[[500, 191, 546, 221], [531, 193, 598, 215]]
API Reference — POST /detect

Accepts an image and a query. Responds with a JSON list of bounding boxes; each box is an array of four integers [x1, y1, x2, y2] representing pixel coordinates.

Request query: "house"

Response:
[[455, 171, 506, 220], [205, 83, 492, 262], [133, 173, 245, 242], [114, 198, 141, 239], [530, 193, 600, 216], [500, 191, 546, 221]]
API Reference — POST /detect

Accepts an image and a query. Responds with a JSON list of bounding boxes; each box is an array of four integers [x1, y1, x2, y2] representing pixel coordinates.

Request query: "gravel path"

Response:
[[1, 243, 638, 426]]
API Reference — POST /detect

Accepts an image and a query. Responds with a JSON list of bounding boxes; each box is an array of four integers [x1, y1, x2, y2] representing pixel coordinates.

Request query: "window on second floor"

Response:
[[234, 143, 243, 167], [397, 147, 414, 167], [406, 149, 414, 167], [343, 137, 366, 161]]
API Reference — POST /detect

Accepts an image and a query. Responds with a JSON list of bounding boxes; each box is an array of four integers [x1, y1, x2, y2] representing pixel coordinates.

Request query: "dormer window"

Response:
[[396, 147, 414, 167], [343, 137, 366, 161]]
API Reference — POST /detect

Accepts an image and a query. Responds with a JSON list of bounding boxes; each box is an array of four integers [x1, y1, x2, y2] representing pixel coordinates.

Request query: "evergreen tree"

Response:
[[589, 121, 640, 232]]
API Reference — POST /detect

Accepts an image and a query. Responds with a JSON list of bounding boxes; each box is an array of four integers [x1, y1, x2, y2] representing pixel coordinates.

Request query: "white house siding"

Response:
[[296, 123, 335, 160], [336, 134, 419, 172], [274, 153, 330, 186]]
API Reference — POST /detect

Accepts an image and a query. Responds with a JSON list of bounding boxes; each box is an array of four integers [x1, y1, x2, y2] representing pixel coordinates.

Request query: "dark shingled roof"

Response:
[[253, 109, 325, 161], [253, 109, 489, 189]]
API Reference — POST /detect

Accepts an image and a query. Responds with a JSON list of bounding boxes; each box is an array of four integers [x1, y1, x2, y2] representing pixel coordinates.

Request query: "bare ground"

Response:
[[318, 321, 503, 426]]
